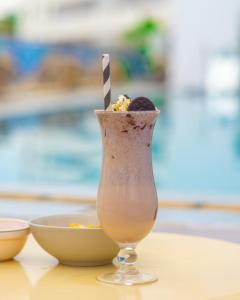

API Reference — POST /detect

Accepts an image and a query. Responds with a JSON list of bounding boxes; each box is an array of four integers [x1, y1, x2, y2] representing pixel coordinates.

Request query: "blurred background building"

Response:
[[0, 0, 239, 92], [0, 0, 239, 242]]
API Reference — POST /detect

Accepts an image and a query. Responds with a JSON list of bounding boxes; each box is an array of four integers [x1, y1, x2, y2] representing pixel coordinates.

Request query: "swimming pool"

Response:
[[0, 92, 240, 203]]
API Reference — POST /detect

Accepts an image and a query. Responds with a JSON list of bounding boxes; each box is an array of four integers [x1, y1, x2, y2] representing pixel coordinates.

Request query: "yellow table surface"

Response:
[[1, 233, 240, 300]]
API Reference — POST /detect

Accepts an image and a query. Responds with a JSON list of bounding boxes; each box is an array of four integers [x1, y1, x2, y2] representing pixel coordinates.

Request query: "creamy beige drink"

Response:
[[96, 94, 160, 285], [96, 110, 159, 244]]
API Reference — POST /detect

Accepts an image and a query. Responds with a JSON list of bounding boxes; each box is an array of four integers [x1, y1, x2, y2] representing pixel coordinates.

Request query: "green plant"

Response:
[[124, 18, 166, 72]]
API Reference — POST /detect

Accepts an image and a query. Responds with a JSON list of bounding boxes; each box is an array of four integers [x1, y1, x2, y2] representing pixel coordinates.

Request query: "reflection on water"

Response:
[[0, 95, 240, 198], [233, 106, 240, 160]]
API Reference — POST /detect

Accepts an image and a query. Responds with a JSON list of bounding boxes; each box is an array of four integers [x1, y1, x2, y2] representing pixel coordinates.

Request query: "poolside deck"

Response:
[[1, 192, 239, 243]]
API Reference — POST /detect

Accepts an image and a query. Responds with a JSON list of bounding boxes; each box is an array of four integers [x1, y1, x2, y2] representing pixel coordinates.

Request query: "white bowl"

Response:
[[0, 218, 29, 262], [30, 213, 119, 266]]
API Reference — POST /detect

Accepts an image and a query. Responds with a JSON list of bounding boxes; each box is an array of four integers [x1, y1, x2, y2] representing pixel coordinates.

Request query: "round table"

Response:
[[1, 233, 240, 300]]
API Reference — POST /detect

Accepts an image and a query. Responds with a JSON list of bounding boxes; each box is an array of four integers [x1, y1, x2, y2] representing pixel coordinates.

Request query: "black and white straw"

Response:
[[102, 54, 111, 109]]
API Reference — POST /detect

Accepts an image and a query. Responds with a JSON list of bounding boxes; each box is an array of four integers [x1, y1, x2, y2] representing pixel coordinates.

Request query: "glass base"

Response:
[[97, 270, 158, 286]]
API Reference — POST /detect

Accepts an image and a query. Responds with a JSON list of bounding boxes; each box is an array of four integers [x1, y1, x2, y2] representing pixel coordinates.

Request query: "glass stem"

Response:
[[114, 243, 139, 275]]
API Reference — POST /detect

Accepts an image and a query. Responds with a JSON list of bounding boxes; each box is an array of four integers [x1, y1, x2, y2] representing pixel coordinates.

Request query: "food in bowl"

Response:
[[0, 218, 29, 262], [30, 213, 119, 266], [68, 223, 101, 229]]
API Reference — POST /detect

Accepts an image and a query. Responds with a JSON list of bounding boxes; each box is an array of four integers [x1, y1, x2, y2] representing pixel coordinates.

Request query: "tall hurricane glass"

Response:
[[96, 110, 159, 285]]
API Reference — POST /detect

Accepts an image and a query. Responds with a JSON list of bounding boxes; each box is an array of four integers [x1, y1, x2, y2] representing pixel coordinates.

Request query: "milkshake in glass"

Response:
[[96, 96, 160, 285]]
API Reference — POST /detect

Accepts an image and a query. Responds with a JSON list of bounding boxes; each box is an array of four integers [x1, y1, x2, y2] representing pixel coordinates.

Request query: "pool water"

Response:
[[0, 94, 240, 201]]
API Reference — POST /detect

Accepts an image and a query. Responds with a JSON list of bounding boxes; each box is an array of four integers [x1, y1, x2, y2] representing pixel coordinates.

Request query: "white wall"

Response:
[[169, 0, 240, 91]]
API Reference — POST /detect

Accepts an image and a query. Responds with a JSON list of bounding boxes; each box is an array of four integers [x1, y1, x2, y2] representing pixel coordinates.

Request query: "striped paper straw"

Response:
[[102, 54, 111, 109]]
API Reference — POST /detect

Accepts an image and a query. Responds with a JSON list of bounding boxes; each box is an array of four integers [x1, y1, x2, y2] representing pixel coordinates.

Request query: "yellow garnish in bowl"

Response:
[[68, 223, 101, 229]]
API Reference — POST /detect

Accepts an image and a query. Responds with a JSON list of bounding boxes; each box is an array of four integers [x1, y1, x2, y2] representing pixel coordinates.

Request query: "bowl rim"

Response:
[[0, 218, 29, 233], [29, 213, 102, 230]]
